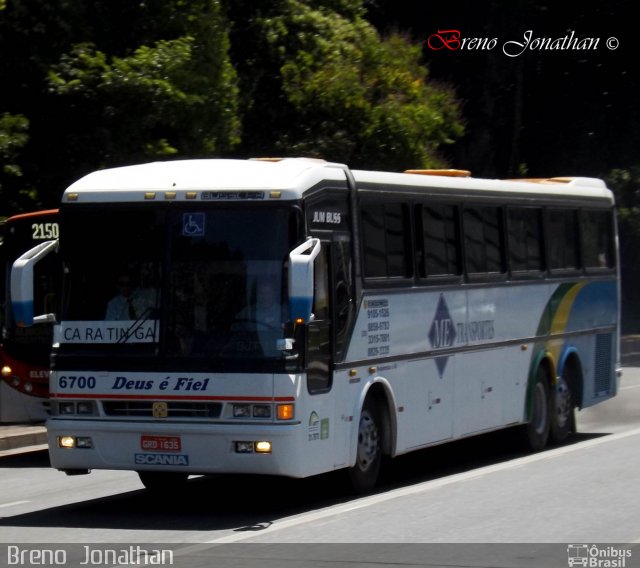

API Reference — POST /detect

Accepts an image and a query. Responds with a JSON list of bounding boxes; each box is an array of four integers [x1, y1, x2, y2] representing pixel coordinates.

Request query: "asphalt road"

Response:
[[1, 368, 640, 568]]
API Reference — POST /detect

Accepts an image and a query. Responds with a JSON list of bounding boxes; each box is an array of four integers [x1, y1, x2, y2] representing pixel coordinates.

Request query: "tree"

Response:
[[0, 112, 33, 212], [1, 0, 464, 211], [226, 0, 463, 169], [607, 167, 640, 332], [0, 0, 240, 209], [366, 0, 639, 178]]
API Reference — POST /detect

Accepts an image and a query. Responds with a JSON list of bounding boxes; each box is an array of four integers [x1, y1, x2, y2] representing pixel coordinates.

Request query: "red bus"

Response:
[[0, 210, 59, 422]]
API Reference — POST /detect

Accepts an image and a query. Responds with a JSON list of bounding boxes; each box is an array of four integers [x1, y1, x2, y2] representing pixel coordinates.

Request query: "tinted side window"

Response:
[[332, 238, 354, 359], [418, 204, 461, 278], [307, 244, 331, 393], [361, 203, 386, 278], [547, 209, 580, 270], [582, 209, 615, 270], [463, 206, 505, 274], [361, 202, 411, 279], [507, 207, 544, 272]]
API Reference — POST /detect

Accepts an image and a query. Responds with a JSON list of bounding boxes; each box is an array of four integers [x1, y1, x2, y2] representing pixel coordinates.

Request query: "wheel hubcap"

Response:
[[356, 410, 379, 472], [555, 379, 571, 428]]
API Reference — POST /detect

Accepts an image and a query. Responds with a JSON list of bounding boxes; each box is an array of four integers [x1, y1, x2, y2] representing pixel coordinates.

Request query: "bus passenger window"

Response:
[[582, 209, 615, 269], [419, 204, 460, 278], [547, 209, 580, 270], [507, 207, 544, 273], [361, 202, 411, 279], [463, 206, 505, 275]]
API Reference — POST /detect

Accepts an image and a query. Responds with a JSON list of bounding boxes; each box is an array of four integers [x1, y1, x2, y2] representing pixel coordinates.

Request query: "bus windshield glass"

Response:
[[59, 206, 298, 360]]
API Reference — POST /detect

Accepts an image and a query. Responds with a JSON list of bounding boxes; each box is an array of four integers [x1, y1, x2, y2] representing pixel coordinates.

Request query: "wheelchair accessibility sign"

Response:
[[183, 213, 205, 237]]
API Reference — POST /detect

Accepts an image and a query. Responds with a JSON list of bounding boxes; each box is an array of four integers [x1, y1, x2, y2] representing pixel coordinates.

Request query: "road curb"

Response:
[[0, 426, 47, 452]]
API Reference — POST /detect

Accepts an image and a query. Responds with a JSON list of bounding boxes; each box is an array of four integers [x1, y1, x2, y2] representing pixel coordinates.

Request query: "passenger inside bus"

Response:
[[105, 273, 157, 321]]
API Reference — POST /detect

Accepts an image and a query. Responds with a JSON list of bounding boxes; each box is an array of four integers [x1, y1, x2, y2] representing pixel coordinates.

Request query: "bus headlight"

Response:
[[254, 441, 272, 453], [235, 441, 254, 453], [59, 402, 76, 415], [234, 441, 272, 454], [252, 405, 271, 418], [58, 436, 76, 448], [232, 404, 273, 419], [57, 436, 93, 449], [76, 402, 95, 415], [233, 404, 251, 418], [56, 401, 97, 416]]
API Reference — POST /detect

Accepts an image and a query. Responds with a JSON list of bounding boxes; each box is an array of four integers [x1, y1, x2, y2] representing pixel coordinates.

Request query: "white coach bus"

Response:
[[11, 158, 620, 492]]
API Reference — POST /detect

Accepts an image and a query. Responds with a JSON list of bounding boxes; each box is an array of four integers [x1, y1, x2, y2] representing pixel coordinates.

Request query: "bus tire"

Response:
[[137, 471, 189, 492], [348, 396, 383, 493], [550, 368, 576, 444], [523, 366, 551, 452]]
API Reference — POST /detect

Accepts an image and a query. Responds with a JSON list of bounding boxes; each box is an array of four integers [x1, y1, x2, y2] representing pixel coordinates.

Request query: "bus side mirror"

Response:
[[288, 238, 321, 324], [11, 239, 59, 327]]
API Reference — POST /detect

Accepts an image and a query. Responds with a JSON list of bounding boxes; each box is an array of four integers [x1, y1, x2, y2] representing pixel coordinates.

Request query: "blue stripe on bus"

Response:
[[11, 301, 33, 327], [289, 296, 313, 322]]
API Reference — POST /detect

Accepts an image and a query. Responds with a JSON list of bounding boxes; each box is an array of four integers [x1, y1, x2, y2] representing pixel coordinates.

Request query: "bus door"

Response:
[[303, 235, 356, 467], [303, 195, 354, 464], [305, 235, 355, 393], [306, 242, 331, 393]]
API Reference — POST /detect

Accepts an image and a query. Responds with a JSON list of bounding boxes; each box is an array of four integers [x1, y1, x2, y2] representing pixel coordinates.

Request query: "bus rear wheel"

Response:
[[348, 397, 383, 493], [137, 471, 189, 492], [550, 373, 575, 444], [523, 366, 551, 452]]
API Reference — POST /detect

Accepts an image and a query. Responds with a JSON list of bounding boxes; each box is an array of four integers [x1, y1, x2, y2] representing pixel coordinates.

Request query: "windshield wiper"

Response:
[[116, 307, 159, 344]]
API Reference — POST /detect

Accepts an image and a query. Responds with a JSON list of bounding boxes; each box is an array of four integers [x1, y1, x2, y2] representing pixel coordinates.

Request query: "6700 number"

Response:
[[58, 376, 96, 389]]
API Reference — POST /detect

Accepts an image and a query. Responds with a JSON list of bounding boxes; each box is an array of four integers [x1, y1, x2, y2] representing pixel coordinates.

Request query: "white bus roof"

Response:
[[63, 158, 349, 202], [352, 169, 612, 201], [62, 158, 613, 204]]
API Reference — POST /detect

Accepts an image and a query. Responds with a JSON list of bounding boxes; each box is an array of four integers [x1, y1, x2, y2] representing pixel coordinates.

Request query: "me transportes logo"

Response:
[[428, 294, 456, 377]]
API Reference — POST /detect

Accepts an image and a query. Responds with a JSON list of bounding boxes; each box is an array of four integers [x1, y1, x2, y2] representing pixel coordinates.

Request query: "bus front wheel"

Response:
[[348, 397, 383, 494]]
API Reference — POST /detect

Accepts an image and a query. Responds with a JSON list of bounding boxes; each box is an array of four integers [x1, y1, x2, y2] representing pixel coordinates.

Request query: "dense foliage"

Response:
[[0, 0, 463, 210], [0, 0, 241, 209]]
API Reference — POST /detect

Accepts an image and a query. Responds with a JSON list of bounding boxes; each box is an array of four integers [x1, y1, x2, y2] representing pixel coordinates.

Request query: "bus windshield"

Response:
[[60, 206, 298, 362]]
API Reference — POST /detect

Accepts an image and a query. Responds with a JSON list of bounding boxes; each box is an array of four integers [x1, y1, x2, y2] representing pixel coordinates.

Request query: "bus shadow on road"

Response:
[[0, 448, 50, 469], [0, 429, 610, 534], [379, 429, 608, 490], [0, 470, 355, 532]]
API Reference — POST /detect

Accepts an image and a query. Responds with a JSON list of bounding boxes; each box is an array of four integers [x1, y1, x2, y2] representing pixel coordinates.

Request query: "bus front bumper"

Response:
[[46, 418, 308, 478]]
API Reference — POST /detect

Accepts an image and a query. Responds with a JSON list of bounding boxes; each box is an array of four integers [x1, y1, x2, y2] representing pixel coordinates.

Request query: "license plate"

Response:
[[140, 435, 181, 452]]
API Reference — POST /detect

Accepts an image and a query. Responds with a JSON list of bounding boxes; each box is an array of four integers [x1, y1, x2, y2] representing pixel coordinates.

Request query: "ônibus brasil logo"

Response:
[[567, 544, 632, 567]]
